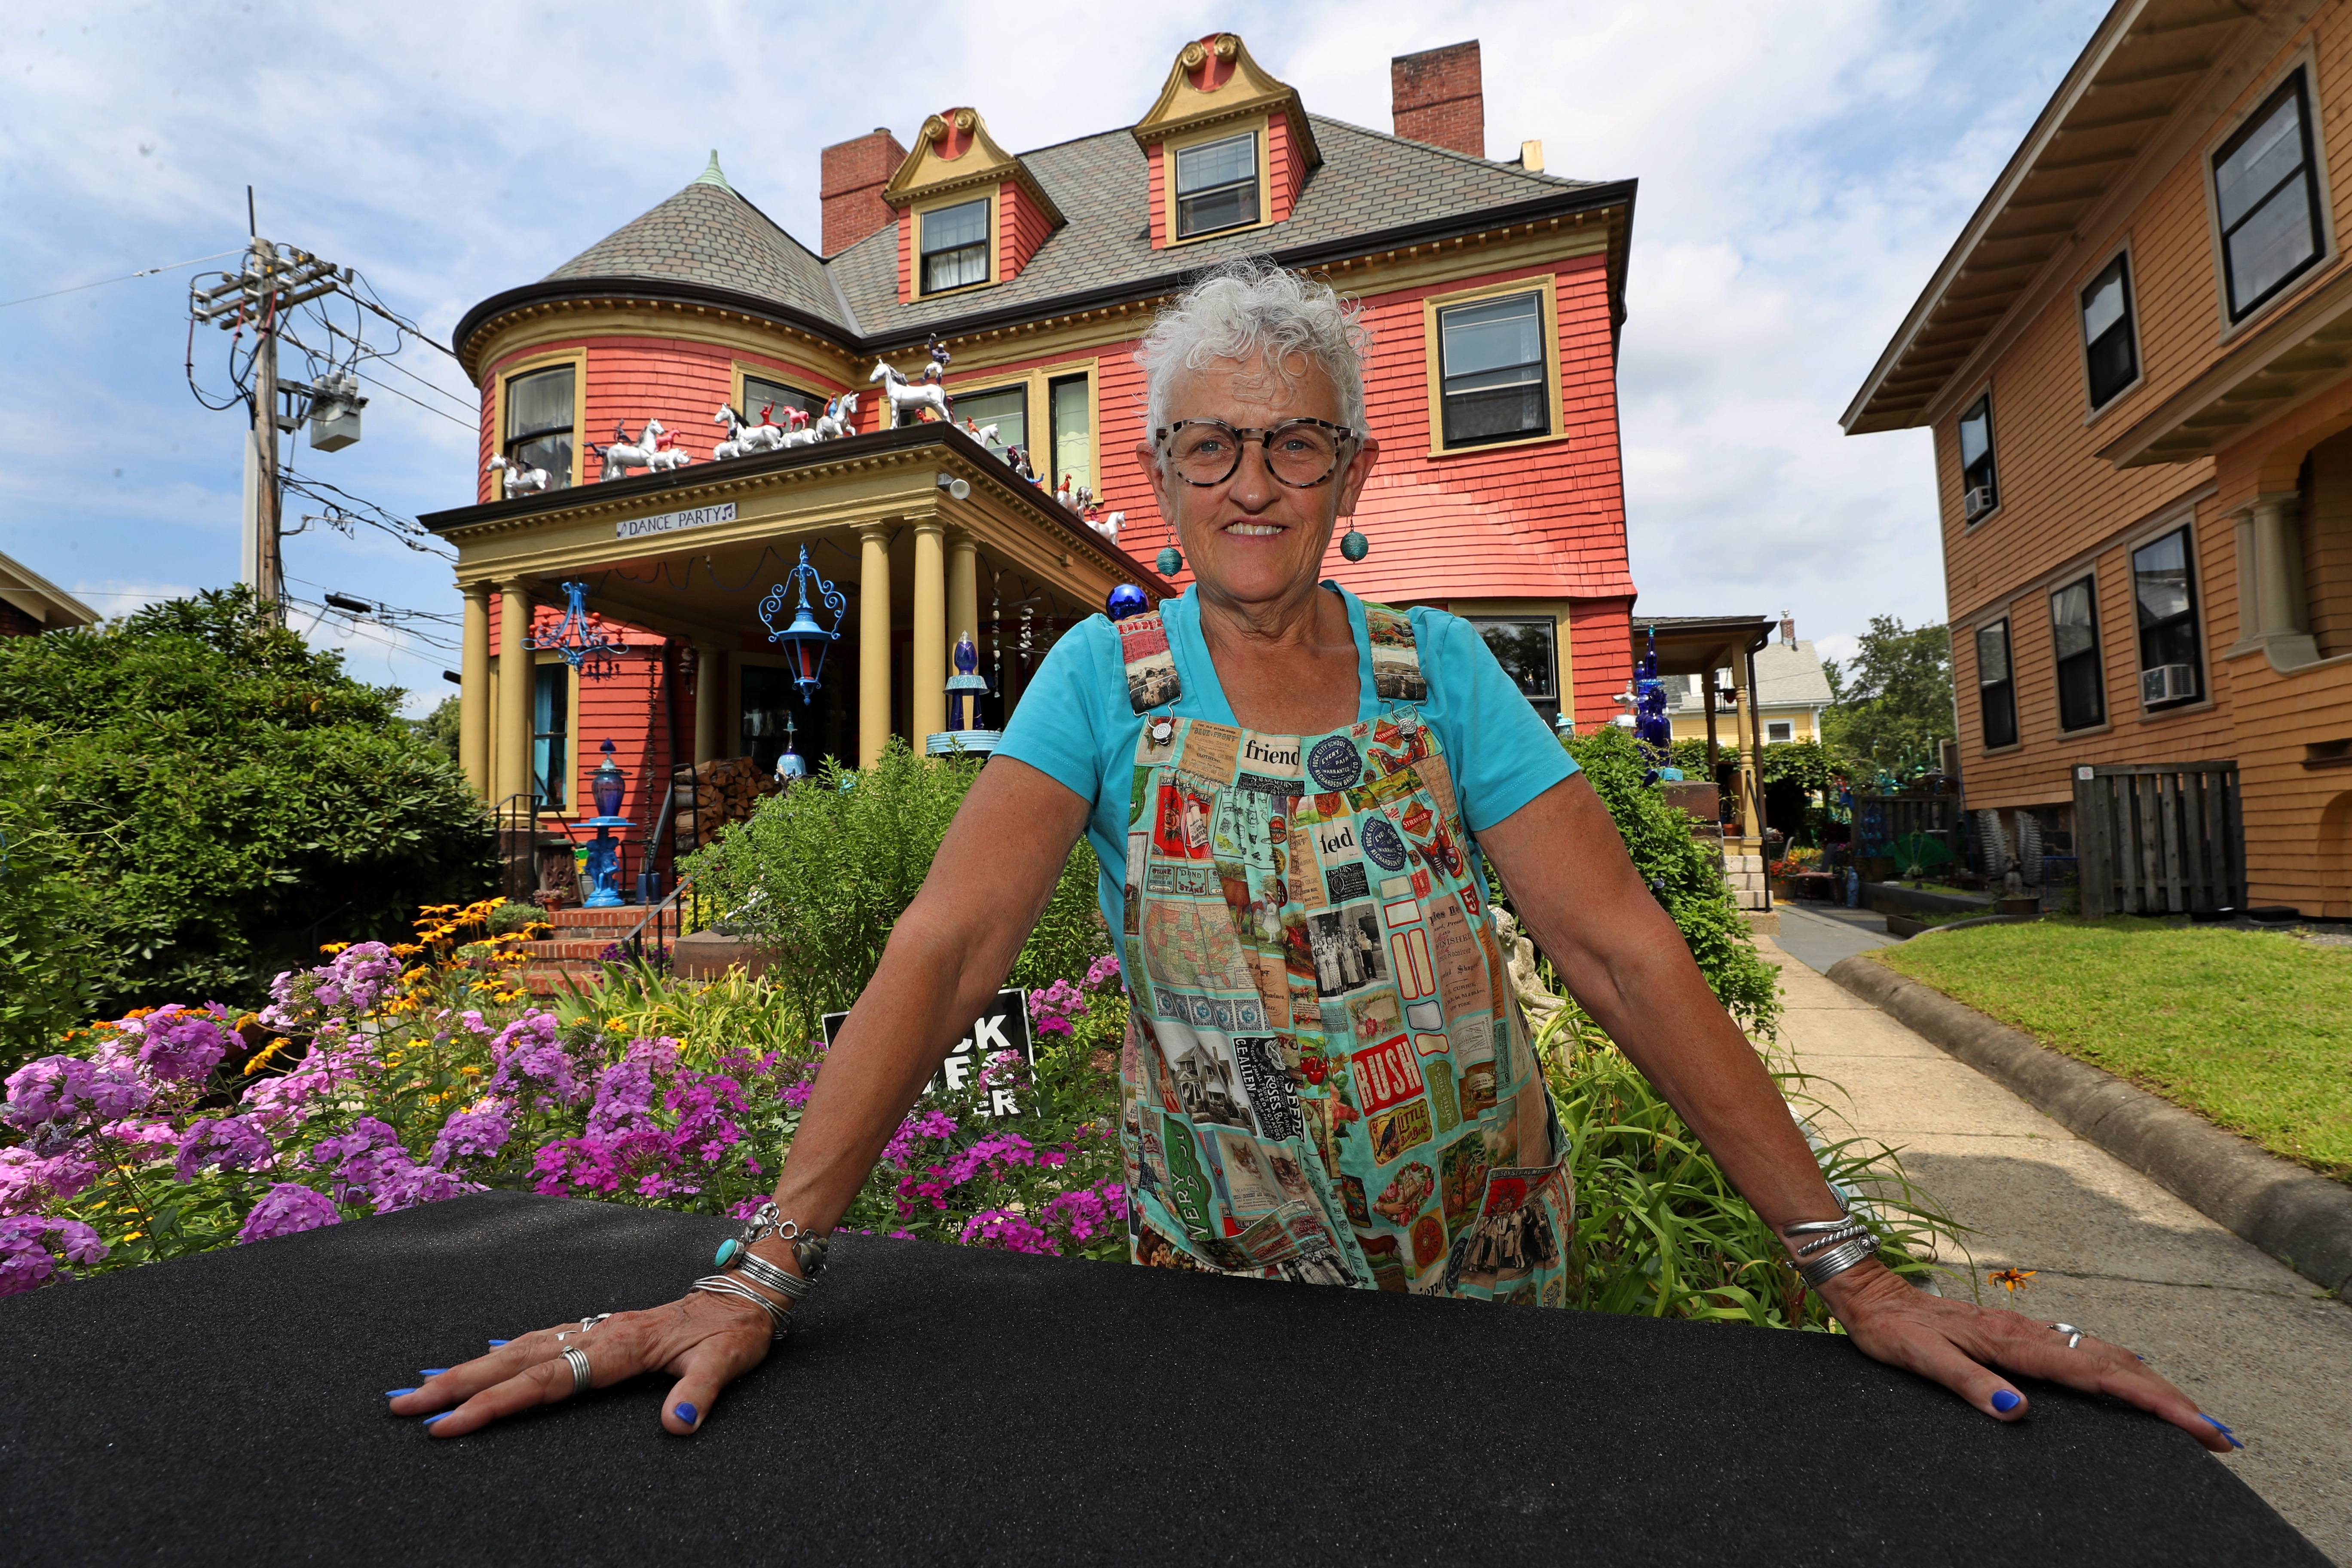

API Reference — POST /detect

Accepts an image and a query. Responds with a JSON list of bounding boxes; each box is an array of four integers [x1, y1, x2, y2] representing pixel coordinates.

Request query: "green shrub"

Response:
[[679, 737, 1105, 1047], [0, 757, 121, 1070], [0, 588, 497, 1023], [488, 900, 549, 936], [1560, 726, 1781, 1038]]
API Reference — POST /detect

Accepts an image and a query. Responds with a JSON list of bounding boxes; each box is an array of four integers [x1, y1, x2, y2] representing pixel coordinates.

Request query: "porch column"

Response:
[[860, 523, 893, 767], [913, 521, 947, 741], [693, 641, 724, 764], [948, 531, 979, 728], [459, 582, 490, 796], [496, 580, 533, 809], [2232, 490, 2319, 668]]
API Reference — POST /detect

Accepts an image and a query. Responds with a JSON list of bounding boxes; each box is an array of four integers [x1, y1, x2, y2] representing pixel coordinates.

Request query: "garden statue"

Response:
[[944, 631, 988, 729], [1106, 583, 1149, 620], [485, 454, 550, 499], [868, 361, 952, 428], [578, 740, 633, 908]]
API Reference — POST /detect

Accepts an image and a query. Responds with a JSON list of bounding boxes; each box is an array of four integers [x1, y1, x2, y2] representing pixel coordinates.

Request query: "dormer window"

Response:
[[1175, 132, 1259, 238], [920, 198, 990, 293]]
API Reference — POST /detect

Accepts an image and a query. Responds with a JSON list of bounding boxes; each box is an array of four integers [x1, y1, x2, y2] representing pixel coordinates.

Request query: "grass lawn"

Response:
[[1873, 919, 2352, 1181]]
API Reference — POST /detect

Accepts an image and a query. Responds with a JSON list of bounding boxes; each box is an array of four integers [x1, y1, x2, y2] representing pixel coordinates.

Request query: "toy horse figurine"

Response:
[[869, 361, 952, 428], [485, 454, 550, 498], [814, 392, 860, 441], [593, 418, 692, 480]]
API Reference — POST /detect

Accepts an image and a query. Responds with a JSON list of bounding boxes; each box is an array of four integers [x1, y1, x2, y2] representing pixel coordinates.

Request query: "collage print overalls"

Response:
[[1111, 599, 1576, 1305]]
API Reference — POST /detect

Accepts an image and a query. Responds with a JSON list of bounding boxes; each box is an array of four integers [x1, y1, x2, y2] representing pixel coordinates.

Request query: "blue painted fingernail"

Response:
[[420, 1369, 449, 1377], [675, 1403, 698, 1426], [421, 1412, 450, 1426], [487, 1339, 510, 1347], [386, 1388, 418, 1398], [1991, 1389, 2022, 1413], [2202, 1415, 2241, 1446]]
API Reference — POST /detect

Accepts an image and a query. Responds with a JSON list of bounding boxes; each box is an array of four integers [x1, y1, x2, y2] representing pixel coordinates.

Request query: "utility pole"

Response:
[[191, 237, 349, 619]]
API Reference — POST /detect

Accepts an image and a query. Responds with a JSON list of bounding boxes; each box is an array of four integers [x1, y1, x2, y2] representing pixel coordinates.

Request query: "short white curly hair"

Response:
[[1136, 258, 1371, 438]]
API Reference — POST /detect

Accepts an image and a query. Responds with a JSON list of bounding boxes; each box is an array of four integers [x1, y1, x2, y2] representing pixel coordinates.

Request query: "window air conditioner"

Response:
[[2140, 663, 2196, 704], [1963, 485, 1995, 518]]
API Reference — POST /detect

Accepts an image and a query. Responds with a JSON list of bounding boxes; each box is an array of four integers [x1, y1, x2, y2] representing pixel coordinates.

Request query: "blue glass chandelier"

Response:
[[528, 581, 629, 680], [759, 545, 848, 704]]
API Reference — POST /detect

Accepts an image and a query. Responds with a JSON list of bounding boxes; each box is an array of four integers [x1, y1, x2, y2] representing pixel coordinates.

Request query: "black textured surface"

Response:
[[0, 1191, 2321, 1567]]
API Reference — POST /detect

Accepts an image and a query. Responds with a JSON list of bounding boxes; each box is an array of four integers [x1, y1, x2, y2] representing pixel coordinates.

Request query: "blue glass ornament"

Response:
[[1107, 584, 1150, 621]]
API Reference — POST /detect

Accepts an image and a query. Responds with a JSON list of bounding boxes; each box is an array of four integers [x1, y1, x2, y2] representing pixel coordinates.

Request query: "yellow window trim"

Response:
[[490, 347, 590, 492], [1161, 116, 1275, 248], [913, 188, 999, 299], [1420, 275, 1566, 459]]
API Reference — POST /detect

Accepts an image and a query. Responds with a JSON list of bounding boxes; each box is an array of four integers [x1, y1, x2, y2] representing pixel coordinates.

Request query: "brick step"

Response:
[[544, 906, 645, 931], [516, 961, 603, 998], [519, 938, 634, 962]]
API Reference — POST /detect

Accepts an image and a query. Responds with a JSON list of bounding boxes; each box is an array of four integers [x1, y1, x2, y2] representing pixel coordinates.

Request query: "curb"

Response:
[[1824, 953, 2352, 1296]]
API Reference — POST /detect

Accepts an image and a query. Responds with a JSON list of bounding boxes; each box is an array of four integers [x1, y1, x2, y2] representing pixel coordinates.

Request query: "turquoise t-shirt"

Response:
[[994, 583, 1579, 937]]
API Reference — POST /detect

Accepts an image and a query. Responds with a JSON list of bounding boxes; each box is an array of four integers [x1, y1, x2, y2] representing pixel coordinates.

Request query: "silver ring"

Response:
[[579, 1314, 610, 1333], [561, 1344, 591, 1395], [2048, 1322, 2086, 1349]]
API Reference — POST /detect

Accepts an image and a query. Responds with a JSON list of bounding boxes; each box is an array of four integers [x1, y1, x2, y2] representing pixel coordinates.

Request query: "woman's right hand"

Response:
[[385, 1288, 777, 1437]]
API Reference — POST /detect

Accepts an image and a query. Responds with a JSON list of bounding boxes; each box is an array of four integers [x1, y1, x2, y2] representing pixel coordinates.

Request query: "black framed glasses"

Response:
[[1153, 417, 1357, 488]]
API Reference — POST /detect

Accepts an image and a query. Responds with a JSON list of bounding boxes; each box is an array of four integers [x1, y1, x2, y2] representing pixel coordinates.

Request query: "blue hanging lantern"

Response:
[[528, 581, 630, 680], [758, 545, 848, 704]]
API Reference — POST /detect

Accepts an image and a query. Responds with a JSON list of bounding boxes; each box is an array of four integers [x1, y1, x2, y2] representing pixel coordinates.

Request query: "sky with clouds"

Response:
[[1, 0, 2109, 706]]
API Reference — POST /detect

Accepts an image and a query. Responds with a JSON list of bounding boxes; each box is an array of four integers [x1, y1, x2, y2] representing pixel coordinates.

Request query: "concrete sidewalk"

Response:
[[1761, 936, 2352, 1562]]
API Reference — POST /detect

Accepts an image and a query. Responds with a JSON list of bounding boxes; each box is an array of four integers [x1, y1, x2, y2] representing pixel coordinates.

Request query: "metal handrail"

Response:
[[621, 875, 694, 969]]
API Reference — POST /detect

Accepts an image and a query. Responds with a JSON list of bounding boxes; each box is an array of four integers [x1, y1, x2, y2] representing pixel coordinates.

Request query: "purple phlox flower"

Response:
[[959, 1209, 1057, 1254], [429, 1107, 513, 1169], [100, 1117, 182, 1160], [5, 1056, 152, 1133], [484, 1011, 580, 1110], [0, 1214, 109, 1295], [1042, 1179, 1129, 1245], [173, 1116, 276, 1183], [728, 1194, 769, 1221], [782, 1077, 816, 1110], [531, 1127, 679, 1198], [260, 944, 401, 1031], [977, 1050, 1029, 1088], [134, 1003, 233, 1084], [0, 1146, 102, 1217], [881, 1109, 959, 1167], [1083, 952, 1121, 991], [236, 1183, 341, 1243], [370, 1161, 474, 1213], [309, 1118, 409, 1204], [1027, 979, 1087, 1036]]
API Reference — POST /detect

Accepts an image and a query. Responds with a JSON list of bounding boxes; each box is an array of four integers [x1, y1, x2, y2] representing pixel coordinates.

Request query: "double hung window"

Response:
[[920, 199, 989, 294], [1976, 619, 2018, 750], [2080, 255, 2139, 409], [956, 385, 1028, 464], [2049, 576, 2105, 731], [2214, 70, 2326, 322], [1467, 617, 1560, 726], [504, 366, 575, 490], [1437, 292, 1549, 448], [2132, 528, 2204, 708], [1958, 395, 1997, 521], [1048, 374, 1093, 495], [1766, 721, 1794, 743], [1174, 132, 1259, 238]]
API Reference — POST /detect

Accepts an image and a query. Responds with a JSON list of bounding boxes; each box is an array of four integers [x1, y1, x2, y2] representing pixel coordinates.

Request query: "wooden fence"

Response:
[[2072, 762, 2243, 916]]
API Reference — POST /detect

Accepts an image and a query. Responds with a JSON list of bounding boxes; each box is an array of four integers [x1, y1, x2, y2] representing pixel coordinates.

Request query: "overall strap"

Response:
[[1116, 610, 1182, 715]]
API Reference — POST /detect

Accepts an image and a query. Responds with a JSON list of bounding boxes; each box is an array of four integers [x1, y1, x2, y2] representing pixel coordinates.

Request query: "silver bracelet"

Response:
[[1789, 1220, 1873, 1259], [729, 1247, 812, 1302], [690, 1274, 793, 1340], [1796, 1234, 1880, 1288], [716, 1201, 831, 1283]]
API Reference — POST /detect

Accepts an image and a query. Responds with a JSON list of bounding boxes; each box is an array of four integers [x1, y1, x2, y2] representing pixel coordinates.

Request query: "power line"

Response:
[[2, 248, 246, 310]]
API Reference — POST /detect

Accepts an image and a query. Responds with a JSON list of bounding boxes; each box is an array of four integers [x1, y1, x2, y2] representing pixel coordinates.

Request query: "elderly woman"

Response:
[[393, 263, 2234, 1454]]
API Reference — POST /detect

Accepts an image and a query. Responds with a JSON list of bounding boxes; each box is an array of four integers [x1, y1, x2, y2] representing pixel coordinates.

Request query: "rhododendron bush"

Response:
[[0, 900, 1130, 1297]]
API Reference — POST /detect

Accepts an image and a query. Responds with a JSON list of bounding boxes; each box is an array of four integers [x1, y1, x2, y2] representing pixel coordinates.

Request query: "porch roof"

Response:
[[1631, 614, 1775, 679]]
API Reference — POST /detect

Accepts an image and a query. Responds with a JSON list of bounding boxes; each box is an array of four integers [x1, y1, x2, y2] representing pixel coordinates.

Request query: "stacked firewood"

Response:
[[671, 757, 781, 850]]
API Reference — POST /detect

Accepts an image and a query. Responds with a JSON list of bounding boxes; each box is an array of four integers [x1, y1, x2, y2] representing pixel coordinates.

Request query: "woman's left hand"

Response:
[[1822, 1261, 2239, 1453]]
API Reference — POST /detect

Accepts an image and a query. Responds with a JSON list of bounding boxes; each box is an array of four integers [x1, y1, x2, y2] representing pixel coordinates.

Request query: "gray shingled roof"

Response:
[[1752, 640, 1835, 709], [545, 160, 848, 329], [531, 119, 1604, 349], [829, 115, 1604, 337]]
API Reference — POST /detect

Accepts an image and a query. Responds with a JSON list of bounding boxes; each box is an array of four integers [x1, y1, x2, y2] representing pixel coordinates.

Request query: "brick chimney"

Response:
[[1779, 612, 1797, 646], [1391, 40, 1483, 158], [821, 127, 908, 256]]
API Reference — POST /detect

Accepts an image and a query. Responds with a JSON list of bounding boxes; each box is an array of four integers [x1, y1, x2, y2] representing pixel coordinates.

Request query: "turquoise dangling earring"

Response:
[[1340, 529, 1369, 563], [1155, 546, 1184, 576]]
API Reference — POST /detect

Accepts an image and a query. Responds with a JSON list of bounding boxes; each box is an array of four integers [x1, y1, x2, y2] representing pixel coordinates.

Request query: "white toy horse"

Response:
[[712, 404, 780, 461], [814, 392, 860, 441], [485, 454, 550, 499], [595, 418, 691, 480], [869, 361, 951, 428], [1086, 509, 1123, 542], [958, 416, 1001, 451]]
